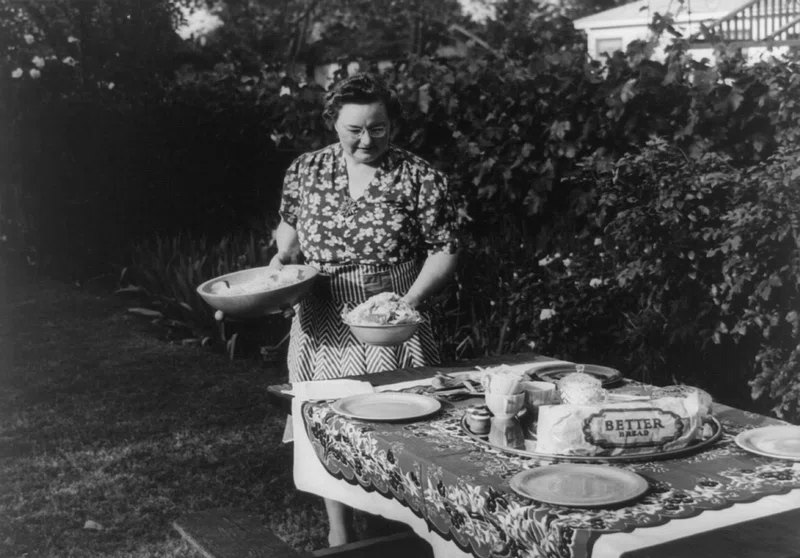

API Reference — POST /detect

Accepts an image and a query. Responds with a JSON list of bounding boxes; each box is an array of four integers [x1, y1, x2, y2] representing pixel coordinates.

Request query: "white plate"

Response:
[[735, 425, 800, 460], [530, 363, 623, 387], [330, 392, 441, 422], [509, 464, 649, 508]]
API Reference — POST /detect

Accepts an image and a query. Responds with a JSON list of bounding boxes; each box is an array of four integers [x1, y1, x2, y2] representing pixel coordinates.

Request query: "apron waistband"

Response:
[[309, 260, 421, 305]]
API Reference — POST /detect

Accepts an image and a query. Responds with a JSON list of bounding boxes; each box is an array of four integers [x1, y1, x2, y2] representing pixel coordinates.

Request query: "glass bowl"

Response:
[[197, 264, 318, 319], [344, 320, 422, 346]]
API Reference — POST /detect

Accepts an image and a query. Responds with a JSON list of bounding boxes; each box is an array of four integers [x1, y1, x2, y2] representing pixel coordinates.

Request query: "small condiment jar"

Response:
[[467, 408, 492, 435]]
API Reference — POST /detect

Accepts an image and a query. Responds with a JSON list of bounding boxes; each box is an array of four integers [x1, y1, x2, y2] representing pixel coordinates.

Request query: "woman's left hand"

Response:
[[402, 252, 458, 311], [400, 294, 422, 310]]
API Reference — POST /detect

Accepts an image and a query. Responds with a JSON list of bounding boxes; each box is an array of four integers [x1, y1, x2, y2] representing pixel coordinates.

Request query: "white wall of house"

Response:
[[743, 45, 791, 61], [574, 0, 793, 64], [577, 18, 790, 63], [577, 13, 723, 59]]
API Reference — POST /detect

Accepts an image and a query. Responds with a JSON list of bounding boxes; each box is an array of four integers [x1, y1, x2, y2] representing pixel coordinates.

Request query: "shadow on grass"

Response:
[[0, 273, 327, 557]]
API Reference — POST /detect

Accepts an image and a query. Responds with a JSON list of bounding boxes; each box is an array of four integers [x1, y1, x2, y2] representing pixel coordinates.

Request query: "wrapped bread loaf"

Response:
[[652, 385, 713, 416], [536, 391, 704, 457]]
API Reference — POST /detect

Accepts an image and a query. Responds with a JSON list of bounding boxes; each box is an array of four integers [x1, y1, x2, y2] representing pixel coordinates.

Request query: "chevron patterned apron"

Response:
[[286, 259, 441, 382]]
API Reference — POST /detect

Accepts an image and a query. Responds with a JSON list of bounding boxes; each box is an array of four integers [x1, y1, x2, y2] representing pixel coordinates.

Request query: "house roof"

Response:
[[573, 0, 752, 28]]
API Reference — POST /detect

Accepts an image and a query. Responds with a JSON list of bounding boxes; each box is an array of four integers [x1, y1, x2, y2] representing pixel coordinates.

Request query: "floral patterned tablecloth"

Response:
[[301, 394, 800, 558]]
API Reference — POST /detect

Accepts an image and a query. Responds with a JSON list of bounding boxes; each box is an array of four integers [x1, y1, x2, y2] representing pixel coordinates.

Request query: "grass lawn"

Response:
[[0, 269, 328, 557]]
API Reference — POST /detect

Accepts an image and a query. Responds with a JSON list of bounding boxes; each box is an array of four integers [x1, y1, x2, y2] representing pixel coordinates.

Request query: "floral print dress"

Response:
[[279, 143, 460, 382]]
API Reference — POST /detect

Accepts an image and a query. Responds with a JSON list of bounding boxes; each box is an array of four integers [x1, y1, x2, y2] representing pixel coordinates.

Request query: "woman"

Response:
[[273, 73, 461, 545]]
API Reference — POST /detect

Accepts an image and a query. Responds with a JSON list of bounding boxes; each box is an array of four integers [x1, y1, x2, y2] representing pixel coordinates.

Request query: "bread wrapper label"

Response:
[[536, 393, 702, 457]]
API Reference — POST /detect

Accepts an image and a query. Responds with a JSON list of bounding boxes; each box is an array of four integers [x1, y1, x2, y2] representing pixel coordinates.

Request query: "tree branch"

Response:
[[448, 23, 504, 58], [288, 0, 319, 27]]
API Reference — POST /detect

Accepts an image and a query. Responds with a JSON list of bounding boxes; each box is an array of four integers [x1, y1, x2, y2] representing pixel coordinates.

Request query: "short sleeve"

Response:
[[279, 156, 304, 227], [416, 168, 462, 257]]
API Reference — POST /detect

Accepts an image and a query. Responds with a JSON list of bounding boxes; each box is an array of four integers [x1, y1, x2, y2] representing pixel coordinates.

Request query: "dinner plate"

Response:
[[509, 464, 649, 508], [735, 425, 800, 461], [529, 363, 623, 386], [330, 392, 441, 422]]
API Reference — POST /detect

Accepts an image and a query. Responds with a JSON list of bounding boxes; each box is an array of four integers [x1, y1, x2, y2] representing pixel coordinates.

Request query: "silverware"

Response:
[[432, 373, 482, 393]]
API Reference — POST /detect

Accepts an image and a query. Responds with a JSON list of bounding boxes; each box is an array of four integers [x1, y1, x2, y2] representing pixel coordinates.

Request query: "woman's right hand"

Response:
[[269, 251, 299, 319], [270, 218, 303, 270], [216, 252, 298, 323], [269, 251, 293, 270]]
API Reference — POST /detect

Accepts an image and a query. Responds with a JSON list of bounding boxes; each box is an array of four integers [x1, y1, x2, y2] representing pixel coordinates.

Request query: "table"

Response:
[[270, 354, 800, 558]]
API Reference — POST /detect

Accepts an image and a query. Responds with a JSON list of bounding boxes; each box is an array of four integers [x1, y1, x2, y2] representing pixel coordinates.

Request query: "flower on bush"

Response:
[[32, 56, 45, 68], [589, 278, 602, 288], [67, 36, 79, 43], [62, 56, 77, 67], [11, 68, 22, 79], [538, 253, 561, 267], [539, 309, 556, 321], [29, 68, 40, 79], [24, 34, 34, 44]]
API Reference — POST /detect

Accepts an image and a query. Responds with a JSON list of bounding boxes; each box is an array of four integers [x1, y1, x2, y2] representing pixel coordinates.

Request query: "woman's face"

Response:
[[334, 102, 391, 165]]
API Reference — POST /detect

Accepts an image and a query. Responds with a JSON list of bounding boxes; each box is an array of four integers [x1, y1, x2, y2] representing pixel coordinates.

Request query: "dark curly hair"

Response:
[[322, 73, 403, 127]]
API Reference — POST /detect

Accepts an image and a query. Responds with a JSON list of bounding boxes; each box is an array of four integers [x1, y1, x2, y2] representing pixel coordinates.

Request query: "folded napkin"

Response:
[[375, 378, 434, 392], [283, 379, 375, 401]]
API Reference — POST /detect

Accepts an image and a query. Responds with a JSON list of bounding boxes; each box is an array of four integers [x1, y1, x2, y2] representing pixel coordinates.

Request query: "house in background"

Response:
[[573, 0, 800, 62]]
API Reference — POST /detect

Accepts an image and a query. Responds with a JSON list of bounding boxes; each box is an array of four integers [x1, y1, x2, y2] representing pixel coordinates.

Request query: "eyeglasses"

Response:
[[340, 125, 389, 141]]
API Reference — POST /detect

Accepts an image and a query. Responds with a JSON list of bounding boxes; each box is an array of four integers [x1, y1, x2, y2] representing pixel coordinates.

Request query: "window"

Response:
[[596, 38, 623, 55]]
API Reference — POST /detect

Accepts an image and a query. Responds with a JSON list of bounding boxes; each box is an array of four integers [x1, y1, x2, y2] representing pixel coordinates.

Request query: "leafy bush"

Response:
[[543, 139, 799, 418], [380, 42, 797, 364], [715, 147, 800, 419], [120, 228, 291, 361], [595, 140, 738, 370]]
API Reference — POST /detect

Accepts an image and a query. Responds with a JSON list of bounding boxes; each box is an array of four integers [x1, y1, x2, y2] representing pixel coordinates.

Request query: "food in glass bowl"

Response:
[[209, 267, 305, 295], [343, 292, 422, 325], [557, 371, 607, 405], [342, 293, 423, 346], [197, 264, 318, 318]]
